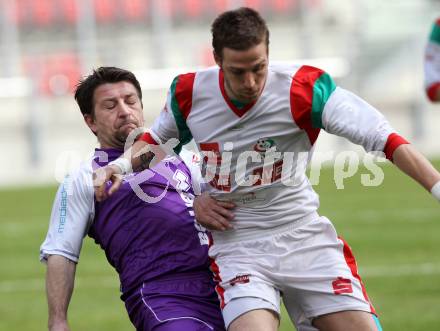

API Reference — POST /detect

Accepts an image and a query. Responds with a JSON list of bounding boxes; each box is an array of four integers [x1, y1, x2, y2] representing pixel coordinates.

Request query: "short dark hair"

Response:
[[211, 7, 269, 58], [74, 66, 142, 117]]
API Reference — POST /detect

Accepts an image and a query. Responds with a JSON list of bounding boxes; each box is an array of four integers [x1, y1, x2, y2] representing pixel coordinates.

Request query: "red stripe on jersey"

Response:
[[219, 69, 257, 118], [339, 236, 376, 315], [175, 73, 196, 120], [290, 65, 323, 145], [427, 82, 440, 102], [208, 235, 226, 309], [436, 18, 440, 27], [383, 133, 410, 161], [139, 132, 158, 145]]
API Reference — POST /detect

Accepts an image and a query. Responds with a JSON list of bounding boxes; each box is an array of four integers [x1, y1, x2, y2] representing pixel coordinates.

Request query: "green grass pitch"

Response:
[[0, 160, 439, 331]]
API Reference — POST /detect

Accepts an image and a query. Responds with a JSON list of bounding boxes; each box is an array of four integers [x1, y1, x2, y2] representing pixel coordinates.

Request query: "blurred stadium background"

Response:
[[0, 0, 439, 330]]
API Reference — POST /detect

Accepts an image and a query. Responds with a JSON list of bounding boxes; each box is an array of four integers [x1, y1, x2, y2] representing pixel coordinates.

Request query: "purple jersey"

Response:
[[41, 148, 225, 330], [90, 148, 211, 294]]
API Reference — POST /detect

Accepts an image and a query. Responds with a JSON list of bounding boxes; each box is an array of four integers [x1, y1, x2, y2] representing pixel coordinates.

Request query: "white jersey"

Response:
[[40, 149, 201, 263], [148, 64, 402, 243], [425, 18, 440, 101]]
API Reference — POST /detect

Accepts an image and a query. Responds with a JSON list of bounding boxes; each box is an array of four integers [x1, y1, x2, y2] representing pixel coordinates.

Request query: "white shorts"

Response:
[[209, 214, 377, 331]]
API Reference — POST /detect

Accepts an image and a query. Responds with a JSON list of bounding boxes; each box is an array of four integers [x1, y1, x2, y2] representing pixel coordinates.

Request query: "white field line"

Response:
[[1, 262, 440, 293]]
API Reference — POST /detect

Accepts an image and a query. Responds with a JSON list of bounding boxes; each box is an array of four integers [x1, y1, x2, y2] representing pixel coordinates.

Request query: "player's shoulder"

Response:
[[170, 67, 218, 96], [58, 157, 94, 195], [73, 158, 94, 178]]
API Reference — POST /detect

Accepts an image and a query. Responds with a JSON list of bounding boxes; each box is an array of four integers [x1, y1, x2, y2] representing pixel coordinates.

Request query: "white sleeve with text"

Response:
[[39, 162, 95, 263]]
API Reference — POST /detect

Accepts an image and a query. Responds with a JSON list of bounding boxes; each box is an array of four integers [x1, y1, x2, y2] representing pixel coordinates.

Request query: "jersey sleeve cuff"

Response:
[[139, 132, 159, 145], [427, 82, 440, 102], [39, 249, 79, 264], [383, 133, 410, 161]]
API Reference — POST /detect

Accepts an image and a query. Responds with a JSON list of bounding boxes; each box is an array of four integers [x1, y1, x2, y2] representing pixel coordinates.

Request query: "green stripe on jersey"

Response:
[[311, 72, 336, 128], [170, 76, 193, 154], [430, 21, 440, 44]]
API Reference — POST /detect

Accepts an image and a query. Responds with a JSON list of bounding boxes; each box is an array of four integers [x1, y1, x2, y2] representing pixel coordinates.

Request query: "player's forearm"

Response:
[[46, 255, 76, 330], [109, 140, 157, 173], [129, 140, 155, 172], [392, 144, 440, 192]]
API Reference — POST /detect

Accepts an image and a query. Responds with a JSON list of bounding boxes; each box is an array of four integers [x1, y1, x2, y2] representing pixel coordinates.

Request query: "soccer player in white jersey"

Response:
[[425, 18, 440, 102], [96, 8, 440, 331]]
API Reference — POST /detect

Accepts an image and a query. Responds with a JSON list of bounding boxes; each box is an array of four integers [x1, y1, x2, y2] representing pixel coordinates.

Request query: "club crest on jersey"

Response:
[[253, 138, 276, 154]]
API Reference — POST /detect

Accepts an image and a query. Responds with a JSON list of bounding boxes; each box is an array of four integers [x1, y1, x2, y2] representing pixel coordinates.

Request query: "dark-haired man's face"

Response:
[[84, 81, 144, 149], [215, 41, 268, 104]]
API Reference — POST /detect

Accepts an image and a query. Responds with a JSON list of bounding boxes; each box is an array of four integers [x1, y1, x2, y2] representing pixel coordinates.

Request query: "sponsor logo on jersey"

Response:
[[253, 137, 276, 154], [332, 277, 353, 295], [58, 175, 70, 233], [230, 274, 250, 286]]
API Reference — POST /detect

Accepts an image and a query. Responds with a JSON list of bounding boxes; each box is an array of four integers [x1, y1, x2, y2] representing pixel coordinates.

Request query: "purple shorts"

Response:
[[123, 274, 225, 331]]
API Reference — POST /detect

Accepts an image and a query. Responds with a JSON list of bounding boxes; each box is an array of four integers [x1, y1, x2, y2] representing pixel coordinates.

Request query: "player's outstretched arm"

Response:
[[46, 255, 76, 331], [392, 144, 440, 200], [193, 192, 235, 231], [94, 139, 160, 201]]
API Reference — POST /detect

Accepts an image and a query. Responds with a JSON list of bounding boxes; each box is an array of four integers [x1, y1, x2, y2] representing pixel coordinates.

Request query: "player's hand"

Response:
[[93, 164, 124, 202], [193, 192, 235, 231]]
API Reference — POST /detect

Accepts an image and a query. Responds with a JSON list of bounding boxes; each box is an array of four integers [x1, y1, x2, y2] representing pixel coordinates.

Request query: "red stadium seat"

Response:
[[184, 0, 204, 18], [59, 0, 78, 24], [14, 0, 37, 26], [123, 0, 148, 22], [94, 0, 116, 23], [24, 53, 81, 96], [32, 0, 54, 26], [272, 0, 291, 12]]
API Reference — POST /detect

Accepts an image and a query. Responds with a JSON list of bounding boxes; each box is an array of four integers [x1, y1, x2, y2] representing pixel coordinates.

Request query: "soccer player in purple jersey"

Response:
[[40, 67, 225, 331]]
